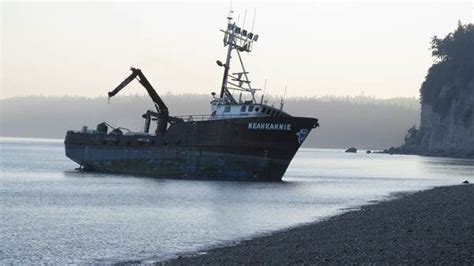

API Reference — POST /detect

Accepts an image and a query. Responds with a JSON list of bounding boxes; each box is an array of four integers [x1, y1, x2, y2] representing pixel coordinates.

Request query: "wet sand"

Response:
[[163, 184, 473, 265]]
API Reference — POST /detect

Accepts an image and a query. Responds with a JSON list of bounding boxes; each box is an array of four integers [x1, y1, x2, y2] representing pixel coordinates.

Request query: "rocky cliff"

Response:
[[387, 22, 474, 158]]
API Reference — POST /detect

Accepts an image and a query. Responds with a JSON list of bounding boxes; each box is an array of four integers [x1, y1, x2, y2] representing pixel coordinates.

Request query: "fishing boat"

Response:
[[64, 12, 319, 181]]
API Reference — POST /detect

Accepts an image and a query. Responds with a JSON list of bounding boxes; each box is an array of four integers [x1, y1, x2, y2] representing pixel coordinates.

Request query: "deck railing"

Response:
[[174, 113, 257, 122]]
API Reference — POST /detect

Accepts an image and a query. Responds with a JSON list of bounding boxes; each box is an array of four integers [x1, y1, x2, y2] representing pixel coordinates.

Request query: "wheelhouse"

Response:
[[210, 98, 290, 120]]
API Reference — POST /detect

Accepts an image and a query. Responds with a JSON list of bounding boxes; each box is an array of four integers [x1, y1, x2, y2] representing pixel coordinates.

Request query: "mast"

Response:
[[218, 11, 259, 104], [219, 16, 234, 98]]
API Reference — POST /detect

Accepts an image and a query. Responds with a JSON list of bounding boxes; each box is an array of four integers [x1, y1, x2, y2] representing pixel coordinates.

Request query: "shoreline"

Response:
[[162, 184, 473, 265], [380, 147, 474, 159]]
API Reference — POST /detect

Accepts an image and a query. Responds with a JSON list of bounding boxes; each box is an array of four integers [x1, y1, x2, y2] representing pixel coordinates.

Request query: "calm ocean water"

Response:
[[1, 137, 473, 264]]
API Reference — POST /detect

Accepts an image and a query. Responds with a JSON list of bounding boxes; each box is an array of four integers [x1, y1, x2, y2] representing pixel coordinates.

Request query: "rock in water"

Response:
[[462, 180, 469, 184], [345, 147, 357, 153]]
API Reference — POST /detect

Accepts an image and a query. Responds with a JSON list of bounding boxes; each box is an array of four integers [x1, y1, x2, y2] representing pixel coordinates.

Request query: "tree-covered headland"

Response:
[[389, 22, 474, 158]]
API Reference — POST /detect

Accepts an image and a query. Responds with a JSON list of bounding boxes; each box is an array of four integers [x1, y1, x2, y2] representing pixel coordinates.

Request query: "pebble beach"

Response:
[[164, 184, 474, 265]]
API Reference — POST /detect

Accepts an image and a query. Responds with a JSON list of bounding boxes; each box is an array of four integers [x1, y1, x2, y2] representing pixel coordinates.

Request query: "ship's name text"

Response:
[[248, 123, 292, 131]]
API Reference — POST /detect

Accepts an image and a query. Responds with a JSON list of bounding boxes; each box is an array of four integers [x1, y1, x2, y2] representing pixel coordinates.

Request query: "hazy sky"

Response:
[[1, 1, 473, 99]]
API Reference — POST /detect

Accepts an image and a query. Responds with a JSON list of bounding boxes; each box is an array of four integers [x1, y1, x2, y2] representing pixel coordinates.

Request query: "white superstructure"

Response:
[[207, 11, 289, 121], [210, 98, 288, 120]]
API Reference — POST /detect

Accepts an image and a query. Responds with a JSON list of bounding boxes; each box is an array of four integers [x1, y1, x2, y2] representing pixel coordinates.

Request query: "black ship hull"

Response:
[[65, 116, 318, 181]]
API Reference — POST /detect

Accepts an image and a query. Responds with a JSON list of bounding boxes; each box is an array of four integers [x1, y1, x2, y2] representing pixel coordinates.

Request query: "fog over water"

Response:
[[0, 95, 419, 149]]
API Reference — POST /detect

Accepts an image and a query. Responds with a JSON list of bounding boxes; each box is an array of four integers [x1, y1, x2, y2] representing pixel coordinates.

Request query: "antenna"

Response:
[[263, 78, 267, 95], [280, 84, 287, 111], [264, 79, 270, 105], [242, 9, 247, 29], [261, 78, 267, 104], [251, 9, 256, 32], [227, 0, 233, 20]]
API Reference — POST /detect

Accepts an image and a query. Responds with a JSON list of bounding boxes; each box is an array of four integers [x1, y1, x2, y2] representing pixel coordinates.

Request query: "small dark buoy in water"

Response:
[[345, 147, 357, 153], [366, 150, 372, 154], [462, 180, 469, 184]]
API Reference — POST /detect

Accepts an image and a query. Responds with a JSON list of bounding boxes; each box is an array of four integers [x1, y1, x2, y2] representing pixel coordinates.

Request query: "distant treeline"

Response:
[[0, 94, 419, 149]]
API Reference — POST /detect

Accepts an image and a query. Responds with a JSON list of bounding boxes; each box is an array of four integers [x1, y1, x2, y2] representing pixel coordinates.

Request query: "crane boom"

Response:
[[108, 67, 168, 115], [108, 67, 169, 133]]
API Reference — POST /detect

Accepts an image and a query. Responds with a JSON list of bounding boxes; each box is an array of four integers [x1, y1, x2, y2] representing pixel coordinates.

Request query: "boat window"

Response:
[[270, 110, 276, 116], [224, 106, 231, 112], [262, 107, 266, 113], [248, 105, 254, 112], [240, 106, 246, 112], [266, 109, 272, 115], [255, 107, 260, 112]]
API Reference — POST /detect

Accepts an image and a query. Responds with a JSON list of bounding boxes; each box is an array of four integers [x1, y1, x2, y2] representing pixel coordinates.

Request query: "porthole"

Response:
[[248, 106, 254, 112], [262, 107, 266, 113], [255, 107, 260, 112]]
